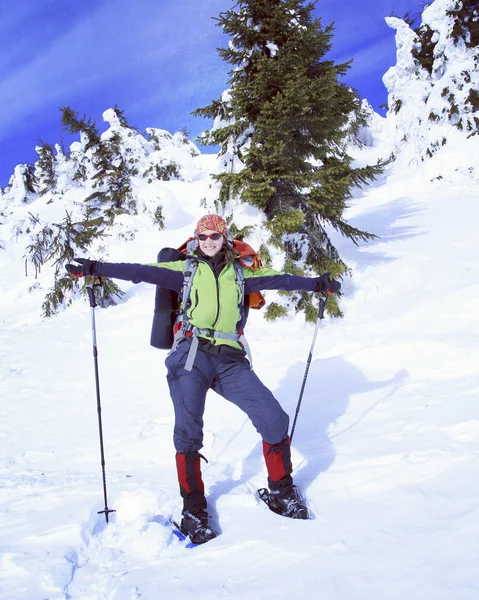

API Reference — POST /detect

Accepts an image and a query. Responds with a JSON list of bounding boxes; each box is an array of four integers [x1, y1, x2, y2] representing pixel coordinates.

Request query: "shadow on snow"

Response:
[[276, 357, 408, 490], [206, 354, 408, 514], [337, 197, 425, 270]]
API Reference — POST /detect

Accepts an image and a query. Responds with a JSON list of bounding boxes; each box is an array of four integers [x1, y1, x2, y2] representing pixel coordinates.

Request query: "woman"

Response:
[[66, 214, 340, 545]]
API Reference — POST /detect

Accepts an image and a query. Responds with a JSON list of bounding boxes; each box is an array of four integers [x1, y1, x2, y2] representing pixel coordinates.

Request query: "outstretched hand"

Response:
[[65, 257, 96, 278], [315, 272, 341, 294]]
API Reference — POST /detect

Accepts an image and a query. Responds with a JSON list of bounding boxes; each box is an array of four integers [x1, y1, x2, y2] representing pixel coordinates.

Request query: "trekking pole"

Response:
[[290, 295, 327, 443], [86, 282, 116, 523]]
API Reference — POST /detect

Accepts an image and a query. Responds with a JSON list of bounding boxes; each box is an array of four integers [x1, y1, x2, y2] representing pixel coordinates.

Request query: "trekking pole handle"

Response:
[[86, 286, 97, 308], [307, 295, 326, 355], [86, 278, 102, 309], [318, 294, 326, 319]]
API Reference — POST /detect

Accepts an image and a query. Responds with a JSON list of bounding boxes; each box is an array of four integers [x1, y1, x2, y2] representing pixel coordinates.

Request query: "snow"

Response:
[[1, 0, 479, 597], [265, 41, 279, 57], [383, 0, 478, 168]]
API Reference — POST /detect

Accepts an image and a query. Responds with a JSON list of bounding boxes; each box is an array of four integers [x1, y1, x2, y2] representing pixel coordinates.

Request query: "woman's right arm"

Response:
[[67, 259, 185, 293]]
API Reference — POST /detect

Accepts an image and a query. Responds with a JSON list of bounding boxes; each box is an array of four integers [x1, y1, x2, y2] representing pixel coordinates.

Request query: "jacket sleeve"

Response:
[[95, 260, 184, 293], [243, 266, 318, 293]]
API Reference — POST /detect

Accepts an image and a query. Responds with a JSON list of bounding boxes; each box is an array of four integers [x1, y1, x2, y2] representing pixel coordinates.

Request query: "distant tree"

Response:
[[25, 164, 37, 195], [14, 164, 38, 204], [112, 104, 138, 131], [409, 1, 478, 134], [60, 106, 101, 151], [412, 0, 479, 74], [60, 106, 136, 220], [35, 141, 57, 196], [23, 106, 141, 316], [194, 0, 384, 319], [412, 22, 436, 75], [388, 10, 420, 28], [178, 127, 191, 141], [143, 162, 182, 182], [447, 0, 479, 48]]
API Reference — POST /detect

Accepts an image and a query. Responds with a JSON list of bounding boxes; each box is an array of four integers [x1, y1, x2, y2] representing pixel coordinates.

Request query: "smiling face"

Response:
[[197, 230, 224, 257]]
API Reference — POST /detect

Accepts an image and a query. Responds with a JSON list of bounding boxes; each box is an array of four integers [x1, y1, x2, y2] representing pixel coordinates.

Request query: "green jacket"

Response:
[[96, 255, 319, 349]]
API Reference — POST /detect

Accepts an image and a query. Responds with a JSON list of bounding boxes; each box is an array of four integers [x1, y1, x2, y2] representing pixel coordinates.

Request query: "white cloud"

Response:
[[0, 0, 227, 142]]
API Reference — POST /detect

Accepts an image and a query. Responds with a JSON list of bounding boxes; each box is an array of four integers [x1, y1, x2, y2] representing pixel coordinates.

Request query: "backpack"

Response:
[[150, 238, 265, 350]]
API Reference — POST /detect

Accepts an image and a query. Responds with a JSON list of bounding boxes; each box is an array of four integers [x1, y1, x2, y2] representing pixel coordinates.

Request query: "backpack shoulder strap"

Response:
[[170, 254, 199, 351], [233, 259, 245, 306], [182, 255, 199, 310]]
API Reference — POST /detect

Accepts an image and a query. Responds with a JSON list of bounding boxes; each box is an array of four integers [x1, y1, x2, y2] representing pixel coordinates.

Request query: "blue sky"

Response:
[[0, 0, 423, 187]]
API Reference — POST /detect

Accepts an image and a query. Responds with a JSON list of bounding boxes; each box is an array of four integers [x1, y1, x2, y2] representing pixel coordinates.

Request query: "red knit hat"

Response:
[[195, 214, 228, 236]]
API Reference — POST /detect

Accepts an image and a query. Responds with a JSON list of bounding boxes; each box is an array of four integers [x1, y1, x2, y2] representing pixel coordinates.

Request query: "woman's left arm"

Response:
[[243, 267, 340, 294]]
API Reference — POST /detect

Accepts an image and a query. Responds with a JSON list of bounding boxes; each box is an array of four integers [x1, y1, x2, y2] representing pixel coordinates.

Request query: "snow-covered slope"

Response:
[[1, 0, 478, 598]]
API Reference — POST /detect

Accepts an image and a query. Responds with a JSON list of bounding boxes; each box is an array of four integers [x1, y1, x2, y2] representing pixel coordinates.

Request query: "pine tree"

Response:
[[35, 141, 57, 196], [24, 106, 138, 317], [60, 107, 94, 182], [60, 106, 101, 150], [16, 164, 38, 203], [194, 0, 384, 319], [60, 106, 136, 220], [447, 0, 479, 48], [410, 1, 478, 135], [112, 104, 139, 131], [24, 210, 124, 317]]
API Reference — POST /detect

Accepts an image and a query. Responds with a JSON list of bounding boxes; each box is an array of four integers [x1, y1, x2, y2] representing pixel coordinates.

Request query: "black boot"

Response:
[[260, 484, 309, 520], [261, 437, 309, 519], [180, 508, 218, 545], [175, 450, 218, 544]]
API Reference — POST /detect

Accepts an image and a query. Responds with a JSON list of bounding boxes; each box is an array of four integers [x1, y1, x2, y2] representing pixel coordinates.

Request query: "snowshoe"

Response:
[[257, 485, 309, 520], [179, 509, 219, 545]]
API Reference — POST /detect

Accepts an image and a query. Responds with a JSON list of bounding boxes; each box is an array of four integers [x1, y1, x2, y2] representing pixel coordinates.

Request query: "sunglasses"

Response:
[[197, 232, 223, 241]]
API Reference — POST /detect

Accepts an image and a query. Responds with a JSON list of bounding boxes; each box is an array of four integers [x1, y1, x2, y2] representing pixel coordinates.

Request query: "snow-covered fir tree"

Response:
[[61, 105, 140, 221], [34, 142, 57, 197], [194, 0, 386, 320], [384, 0, 478, 168], [5, 164, 38, 208]]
